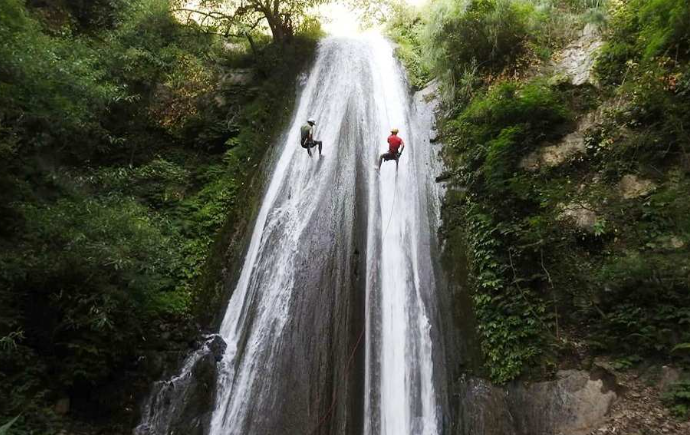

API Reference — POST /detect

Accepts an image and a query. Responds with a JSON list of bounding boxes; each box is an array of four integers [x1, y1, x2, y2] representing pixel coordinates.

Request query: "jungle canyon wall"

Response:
[[390, 0, 690, 434]]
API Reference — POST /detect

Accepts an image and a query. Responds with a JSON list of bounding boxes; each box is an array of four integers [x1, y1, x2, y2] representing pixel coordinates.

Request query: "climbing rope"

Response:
[[381, 171, 399, 241], [308, 326, 366, 435], [308, 170, 397, 435]]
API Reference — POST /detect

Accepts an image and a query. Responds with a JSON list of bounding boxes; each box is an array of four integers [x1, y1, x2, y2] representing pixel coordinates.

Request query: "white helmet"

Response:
[[308, 117, 316, 125]]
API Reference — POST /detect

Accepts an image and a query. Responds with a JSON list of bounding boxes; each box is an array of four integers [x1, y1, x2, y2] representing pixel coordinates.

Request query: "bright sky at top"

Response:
[[179, 1, 428, 37], [321, 0, 428, 36]]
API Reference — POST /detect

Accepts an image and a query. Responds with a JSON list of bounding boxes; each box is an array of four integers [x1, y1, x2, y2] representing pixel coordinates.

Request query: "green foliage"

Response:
[[422, 0, 533, 100], [596, 0, 690, 84], [2, 195, 185, 392], [387, 0, 611, 103], [386, 5, 431, 89], [389, 0, 689, 389], [430, 0, 531, 71], [463, 204, 547, 382], [438, 78, 572, 382], [0, 0, 319, 431], [662, 379, 690, 420], [0, 0, 121, 158], [610, 354, 642, 370], [583, 2, 690, 361], [637, 0, 690, 60], [0, 416, 19, 435], [449, 79, 569, 198]]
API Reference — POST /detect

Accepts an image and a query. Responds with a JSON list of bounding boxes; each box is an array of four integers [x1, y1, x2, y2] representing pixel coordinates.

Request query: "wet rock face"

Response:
[[454, 378, 518, 435], [222, 68, 254, 86], [206, 334, 227, 362], [454, 370, 618, 435], [134, 335, 227, 435]]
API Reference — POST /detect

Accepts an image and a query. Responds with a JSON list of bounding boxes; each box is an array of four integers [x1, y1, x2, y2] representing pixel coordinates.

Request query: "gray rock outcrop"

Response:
[[521, 114, 594, 171], [558, 202, 598, 233], [454, 370, 618, 435], [618, 174, 657, 199], [553, 23, 604, 86]]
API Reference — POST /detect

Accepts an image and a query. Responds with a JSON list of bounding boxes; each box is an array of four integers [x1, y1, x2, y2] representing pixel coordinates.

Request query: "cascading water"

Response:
[[137, 33, 447, 435], [363, 37, 441, 435]]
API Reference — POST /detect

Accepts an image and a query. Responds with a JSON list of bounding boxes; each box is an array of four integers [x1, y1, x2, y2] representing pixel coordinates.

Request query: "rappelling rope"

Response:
[[308, 326, 366, 435], [308, 46, 401, 434], [382, 171, 399, 241]]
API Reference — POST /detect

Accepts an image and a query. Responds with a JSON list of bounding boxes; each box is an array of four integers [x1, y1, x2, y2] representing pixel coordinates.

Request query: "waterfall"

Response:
[[363, 36, 440, 435], [137, 34, 445, 435]]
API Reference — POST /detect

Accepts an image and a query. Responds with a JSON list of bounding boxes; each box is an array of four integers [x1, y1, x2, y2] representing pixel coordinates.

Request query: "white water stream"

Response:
[[364, 37, 439, 435], [138, 34, 443, 435]]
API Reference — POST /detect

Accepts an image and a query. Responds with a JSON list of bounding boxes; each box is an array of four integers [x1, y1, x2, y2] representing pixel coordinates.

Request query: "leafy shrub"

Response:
[[449, 79, 569, 198], [662, 379, 690, 420], [421, 0, 532, 100], [0, 0, 121, 158], [464, 205, 547, 382], [438, 78, 573, 382], [637, 0, 690, 60], [387, 5, 431, 89], [0, 194, 187, 430], [596, 0, 690, 85]]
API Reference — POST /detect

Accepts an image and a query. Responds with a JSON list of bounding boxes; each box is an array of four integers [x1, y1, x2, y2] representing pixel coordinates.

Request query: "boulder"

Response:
[[521, 114, 593, 171], [454, 370, 618, 435], [222, 69, 254, 86], [135, 336, 228, 435], [206, 334, 227, 362], [507, 370, 617, 435], [618, 175, 656, 199], [558, 202, 598, 233], [454, 377, 518, 435]]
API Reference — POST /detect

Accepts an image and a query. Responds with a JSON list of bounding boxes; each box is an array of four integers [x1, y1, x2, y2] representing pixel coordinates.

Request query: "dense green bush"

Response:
[[596, 0, 690, 85], [428, 0, 531, 72], [462, 204, 548, 382], [386, 4, 431, 89], [0, 195, 184, 431], [422, 0, 533, 100], [388, 0, 609, 103], [441, 78, 572, 381], [13, 197, 181, 377], [449, 80, 569, 197], [0, 0, 120, 159]]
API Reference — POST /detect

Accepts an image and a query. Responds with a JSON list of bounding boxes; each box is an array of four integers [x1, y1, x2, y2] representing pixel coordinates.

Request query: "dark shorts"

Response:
[[301, 139, 320, 149], [382, 152, 400, 161]]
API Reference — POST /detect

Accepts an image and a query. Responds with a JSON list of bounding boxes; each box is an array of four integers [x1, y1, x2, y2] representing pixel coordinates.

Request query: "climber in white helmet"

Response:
[[300, 117, 322, 157]]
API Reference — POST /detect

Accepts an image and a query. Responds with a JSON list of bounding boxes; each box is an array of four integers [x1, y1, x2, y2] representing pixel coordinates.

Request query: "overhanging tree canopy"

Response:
[[175, 0, 328, 43]]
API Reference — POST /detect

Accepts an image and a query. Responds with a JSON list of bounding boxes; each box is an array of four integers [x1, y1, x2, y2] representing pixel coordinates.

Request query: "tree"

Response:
[[174, 0, 327, 44], [345, 0, 398, 27]]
